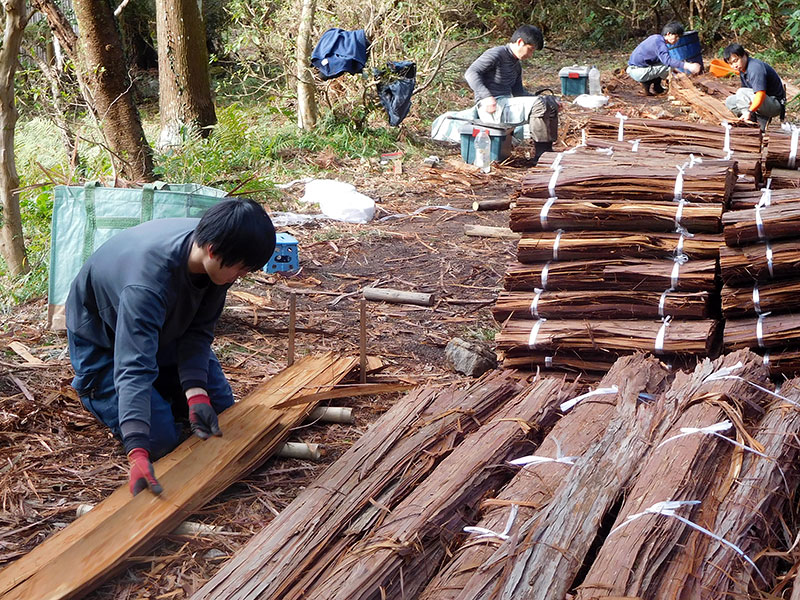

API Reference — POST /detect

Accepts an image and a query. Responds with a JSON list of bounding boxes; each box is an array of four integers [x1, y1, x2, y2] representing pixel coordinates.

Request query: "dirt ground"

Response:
[[0, 55, 795, 598]]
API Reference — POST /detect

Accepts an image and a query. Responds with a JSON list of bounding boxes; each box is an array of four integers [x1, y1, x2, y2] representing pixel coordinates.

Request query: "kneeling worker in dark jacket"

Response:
[[66, 198, 276, 496], [627, 22, 701, 95], [723, 43, 785, 131]]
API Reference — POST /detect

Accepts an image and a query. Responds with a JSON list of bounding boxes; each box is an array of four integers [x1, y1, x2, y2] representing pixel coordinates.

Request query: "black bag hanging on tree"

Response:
[[375, 61, 416, 126]]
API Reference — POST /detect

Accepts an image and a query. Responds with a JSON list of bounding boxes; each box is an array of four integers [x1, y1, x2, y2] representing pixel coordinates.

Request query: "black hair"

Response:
[[723, 43, 747, 61], [194, 198, 276, 271], [511, 25, 544, 51], [661, 22, 685, 36]]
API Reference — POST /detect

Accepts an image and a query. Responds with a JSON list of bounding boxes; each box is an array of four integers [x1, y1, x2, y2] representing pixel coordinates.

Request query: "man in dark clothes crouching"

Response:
[[66, 198, 276, 496]]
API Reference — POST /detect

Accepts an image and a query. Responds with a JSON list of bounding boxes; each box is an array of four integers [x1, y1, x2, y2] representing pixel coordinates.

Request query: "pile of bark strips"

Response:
[[493, 116, 761, 373], [179, 350, 800, 600]]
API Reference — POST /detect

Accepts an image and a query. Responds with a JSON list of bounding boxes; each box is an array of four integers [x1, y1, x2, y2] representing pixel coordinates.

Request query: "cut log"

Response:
[[722, 200, 800, 245], [504, 259, 719, 292], [493, 290, 711, 321], [510, 199, 723, 234], [472, 199, 514, 211], [189, 370, 526, 600], [719, 240, 800, 284], [723, 313, 800, 351], [495, 318, 719, 356], [464, 224, 520, 239], [305, 376, 578, 600], [418, 354, 673, 600], [575, 350, 773, 600], [519, 164, 734, 203], [721, 279, 800, 318], [694, 378, 800, 598], [517, 231, 723, 262], [583, 112, 762, 154], [0, 353, 359, 600], [362, 287, 434, 306]]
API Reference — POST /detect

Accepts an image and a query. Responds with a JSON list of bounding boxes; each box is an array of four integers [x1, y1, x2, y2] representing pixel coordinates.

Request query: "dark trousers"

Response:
[[67, 331, 234, 459]]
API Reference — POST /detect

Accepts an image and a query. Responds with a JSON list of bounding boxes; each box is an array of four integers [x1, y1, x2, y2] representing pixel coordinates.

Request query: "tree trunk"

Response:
[[0, 0, 29, 275], [33, 0, 155, 183], [155, 0, 216, 148], [296, 0, 318, 130]]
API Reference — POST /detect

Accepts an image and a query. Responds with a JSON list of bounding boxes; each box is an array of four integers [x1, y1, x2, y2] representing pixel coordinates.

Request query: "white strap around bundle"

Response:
[[687, 154, 703, 168], [789, 125, 799, 169], [756, 312, 771, 348], [758, 186, 772, 208], [596, 147, 614, 156], [530, 288, 543, 318], [658, 289, 672, 318], [551, 152, 565, 170], [674, 198, 686, 229], [655, 316, 672, 354], [671, 254, 688, 289], [552, 229, 564, 261], [540, 197, 557, 228], [548, 166, 562, 197], [541, 261, 551, 289], [755, 203, 766, 241], [545, 355, 553, 368], [581, 129, 587, 146], [615, 112, 628, 141], [674, 164, 686, 201], [528, 318, 546, 349], [765, 242, 774, 278], [753, 285, 762, 315], [630, 139, 641, 152], [722, 120, 732, 153]]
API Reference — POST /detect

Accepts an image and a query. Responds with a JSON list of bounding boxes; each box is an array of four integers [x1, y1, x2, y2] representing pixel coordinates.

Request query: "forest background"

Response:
[[1, 0, 799, 311]]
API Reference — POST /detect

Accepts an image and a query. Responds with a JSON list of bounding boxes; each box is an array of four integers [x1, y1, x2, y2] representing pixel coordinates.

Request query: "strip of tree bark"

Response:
[[768, 167, 800, 189], [759, 347, 800, 377], [723, 201, 800, 245], [765, 131, 800, 169], [504, 259, 718, 292], [668, 71, 744, 125], [190, 371, 527, 600], [729, 187, 800, 210], [418, 354, 673, 600], [719, 240, 800, 284], [510, 199, 723, 233], [517, 231, 722, 262], [583, 113, 762, 154], [501, 350, 621, 372], [575, 350, 772, 600], [519, 164, 734, 203], [493, 290, 711, 321], [721, 279, 800, 317], [495, 318, 719, 355], [694, 378, 800, 598], [303, 377, 578, 600], [724, 313, 800, 351]]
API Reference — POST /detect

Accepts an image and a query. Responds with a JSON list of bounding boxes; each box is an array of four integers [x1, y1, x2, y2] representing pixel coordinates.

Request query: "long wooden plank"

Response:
[[0, 352, 358, 600]]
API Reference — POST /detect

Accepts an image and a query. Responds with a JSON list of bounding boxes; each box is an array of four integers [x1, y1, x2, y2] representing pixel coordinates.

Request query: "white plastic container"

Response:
[[588, 65, 602, 95], [473, 128, 491, 173]]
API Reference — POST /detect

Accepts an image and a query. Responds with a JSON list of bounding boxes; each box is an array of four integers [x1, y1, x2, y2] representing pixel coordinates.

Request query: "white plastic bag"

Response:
[[299, 179, 375, 223], [573, 94, 609, 109]]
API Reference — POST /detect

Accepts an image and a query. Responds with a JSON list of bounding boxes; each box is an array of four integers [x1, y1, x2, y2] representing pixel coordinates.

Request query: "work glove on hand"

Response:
[[187, 394, 222, 439], [127, 447, 163, 496]]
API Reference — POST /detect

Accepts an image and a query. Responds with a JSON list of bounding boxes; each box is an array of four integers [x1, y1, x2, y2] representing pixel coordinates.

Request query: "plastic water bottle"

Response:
[[588, 65, 601, 95], [474, 129, 491, 173]]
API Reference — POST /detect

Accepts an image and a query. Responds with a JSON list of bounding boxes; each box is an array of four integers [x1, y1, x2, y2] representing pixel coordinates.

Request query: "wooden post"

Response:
[[360, 298, 367, 384], [288, 293, 296, 367]]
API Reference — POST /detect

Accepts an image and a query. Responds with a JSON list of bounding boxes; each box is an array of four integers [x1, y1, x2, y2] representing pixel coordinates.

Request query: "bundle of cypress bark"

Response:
[[584, 113, 762, 154], [765, 128, 800, 170], [769, 167, 800, 188], [722, 199, 800, 245], [729, 186, 800, 209]]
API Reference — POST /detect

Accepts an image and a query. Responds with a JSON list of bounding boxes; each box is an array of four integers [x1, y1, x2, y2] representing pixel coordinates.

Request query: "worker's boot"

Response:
[[640, 80, 654, 96], [533, 141, 553, 164], [652, 78, 666, 94]]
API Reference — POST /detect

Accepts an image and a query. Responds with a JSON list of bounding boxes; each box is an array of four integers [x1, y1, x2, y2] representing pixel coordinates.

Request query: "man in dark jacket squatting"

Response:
[[66, 198, 276, 496]]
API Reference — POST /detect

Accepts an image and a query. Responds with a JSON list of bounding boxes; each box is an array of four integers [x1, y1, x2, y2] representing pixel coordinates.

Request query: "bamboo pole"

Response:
[[362, 287, 434, 306]]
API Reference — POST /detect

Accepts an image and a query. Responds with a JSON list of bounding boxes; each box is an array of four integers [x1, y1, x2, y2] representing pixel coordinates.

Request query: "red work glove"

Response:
[[187, 394, 222, 439], [127, 448, 163, 496]]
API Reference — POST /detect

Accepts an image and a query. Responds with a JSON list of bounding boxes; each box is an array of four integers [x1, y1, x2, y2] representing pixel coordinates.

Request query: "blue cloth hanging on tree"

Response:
[[311, 28, 369, 80]]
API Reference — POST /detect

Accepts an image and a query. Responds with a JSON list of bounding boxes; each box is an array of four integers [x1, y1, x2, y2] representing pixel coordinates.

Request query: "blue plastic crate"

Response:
[[264, 232, 299, 273]]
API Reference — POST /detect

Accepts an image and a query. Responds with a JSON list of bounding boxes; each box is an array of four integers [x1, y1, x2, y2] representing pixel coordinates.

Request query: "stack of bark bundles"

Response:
[[721, 183, 800, 376], [190, 370, 580, 600], [497, 126, 730, 372], [765, 126, 800, 171], [421, 350, 800, 600]]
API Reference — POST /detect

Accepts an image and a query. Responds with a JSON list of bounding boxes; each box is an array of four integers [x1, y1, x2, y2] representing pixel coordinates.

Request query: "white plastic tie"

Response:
[[674, 198, 686, 228], [608, 499, 766, 583], [757, 312, 770, 348], [545, 355, 553, 368], [530, 289, 543, 318], [630, 139, 641, 152], [548, 166, 562, 197], [596, 147, 614, 156], [755, 204, 766, 241], [464, 503, 519, 541], [559, 385, 618, 413], [765, 242, 774, 278], [758, 187, 772, 208], [528, 318, 546, 349], [540, 197, 557, 228], [687, 154, 703, 168], [789, 125, 799, 169], [753, 285, 762, 315], [551, 152, 565, 170], [703, 360, 800, 407], [655, 315, 672, 354], [763, 352, 770, 366], [581, 129, 587, 146], [722, 120, 732, 153], [541, 261, 551, 290], [509, 436, 578, 467], [671, 254, 688, 289], [615, 112, 628, 141], [674, 164, 686, 201], [658, 289, 671, 318], [552, 229, 564, 261]]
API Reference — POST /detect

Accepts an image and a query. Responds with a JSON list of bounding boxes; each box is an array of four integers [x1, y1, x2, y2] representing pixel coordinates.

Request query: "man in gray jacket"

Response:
[[66, 198, 275, 496], [465, 25, 559, 161]]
